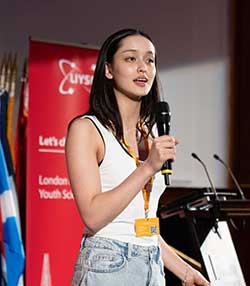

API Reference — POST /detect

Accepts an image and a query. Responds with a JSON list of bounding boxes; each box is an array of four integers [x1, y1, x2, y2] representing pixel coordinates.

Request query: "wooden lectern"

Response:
[[158, 188, 250, 285]]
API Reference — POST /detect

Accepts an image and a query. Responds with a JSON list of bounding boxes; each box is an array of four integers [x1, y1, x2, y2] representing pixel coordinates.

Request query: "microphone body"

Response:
[[156, 101, 172, 185], [213, 154, 246, 200]]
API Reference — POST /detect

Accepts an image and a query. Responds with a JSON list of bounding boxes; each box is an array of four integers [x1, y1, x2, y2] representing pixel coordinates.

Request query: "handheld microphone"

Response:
[[213, 154, 246, 200], [156, 101, 172, 185], [191, 153, 221, 238]]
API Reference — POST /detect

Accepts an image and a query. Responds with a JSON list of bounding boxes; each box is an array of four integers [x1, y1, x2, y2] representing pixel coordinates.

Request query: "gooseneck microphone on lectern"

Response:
[[156, 101, 172, 185], [213, 154, 246, 200], [191, 153, 219, 201], [191, 152, 221, 238]]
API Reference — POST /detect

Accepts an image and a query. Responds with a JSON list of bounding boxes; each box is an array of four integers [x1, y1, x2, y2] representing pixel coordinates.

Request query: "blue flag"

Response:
[[0, 142, 25, 285]]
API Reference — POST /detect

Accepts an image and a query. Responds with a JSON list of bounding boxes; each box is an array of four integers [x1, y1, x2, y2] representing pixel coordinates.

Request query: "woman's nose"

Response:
[[137, 60, 146, 72]]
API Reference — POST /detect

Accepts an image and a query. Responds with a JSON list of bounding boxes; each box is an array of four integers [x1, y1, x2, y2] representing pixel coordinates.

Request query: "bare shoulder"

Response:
[[67, 117, 96, 135], [66, 117, 104, 160], [66, 117, 101, 142]]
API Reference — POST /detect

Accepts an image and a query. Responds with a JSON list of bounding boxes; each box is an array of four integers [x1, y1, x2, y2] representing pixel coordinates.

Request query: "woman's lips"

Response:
[[133, 78, 148, 87]]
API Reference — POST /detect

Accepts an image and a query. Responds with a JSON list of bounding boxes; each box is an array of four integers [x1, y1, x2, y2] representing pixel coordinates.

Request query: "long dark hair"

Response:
[[87, 28, 160, 140]]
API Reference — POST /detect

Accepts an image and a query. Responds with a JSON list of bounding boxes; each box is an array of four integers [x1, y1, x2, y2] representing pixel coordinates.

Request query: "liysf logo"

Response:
[[58, 59, 95, 95]]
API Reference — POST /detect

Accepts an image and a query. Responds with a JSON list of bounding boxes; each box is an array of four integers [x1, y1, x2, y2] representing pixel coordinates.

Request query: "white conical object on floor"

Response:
[[40, 253, 52, 286]]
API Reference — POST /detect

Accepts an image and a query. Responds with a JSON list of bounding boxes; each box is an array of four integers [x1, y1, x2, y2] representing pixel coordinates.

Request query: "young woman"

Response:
[[66, 28, 210, 286]]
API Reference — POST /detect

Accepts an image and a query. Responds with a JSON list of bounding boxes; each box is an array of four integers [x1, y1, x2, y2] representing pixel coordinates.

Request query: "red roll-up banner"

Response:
[[27, 39, 98, 285]]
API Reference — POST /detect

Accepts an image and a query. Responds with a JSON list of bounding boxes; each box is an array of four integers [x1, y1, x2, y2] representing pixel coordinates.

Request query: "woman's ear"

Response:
[[105, 62, 113, 79]]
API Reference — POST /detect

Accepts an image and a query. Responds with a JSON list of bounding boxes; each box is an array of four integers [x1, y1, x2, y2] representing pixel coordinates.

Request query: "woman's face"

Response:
[[105, 35, 156, 101]]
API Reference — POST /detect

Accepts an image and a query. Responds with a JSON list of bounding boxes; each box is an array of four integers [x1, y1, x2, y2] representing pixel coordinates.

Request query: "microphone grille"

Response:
[[191, 152, 198, 159], [213, 154, 219, 160], [156, 101, 170, 113]]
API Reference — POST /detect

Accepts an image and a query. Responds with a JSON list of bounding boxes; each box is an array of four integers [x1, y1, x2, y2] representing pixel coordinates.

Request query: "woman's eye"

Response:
[[125, 56, 136, 62], [147, 58, 155, 64]]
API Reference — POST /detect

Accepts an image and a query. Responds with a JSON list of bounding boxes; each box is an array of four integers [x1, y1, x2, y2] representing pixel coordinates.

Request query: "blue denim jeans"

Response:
[[72, 236, 165, 286]]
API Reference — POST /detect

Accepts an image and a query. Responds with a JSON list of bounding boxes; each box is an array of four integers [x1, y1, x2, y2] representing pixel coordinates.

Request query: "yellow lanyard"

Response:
[[122, 129, 154, 218]]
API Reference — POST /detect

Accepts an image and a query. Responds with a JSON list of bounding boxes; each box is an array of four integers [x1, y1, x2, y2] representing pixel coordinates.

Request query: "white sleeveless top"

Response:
[[83, 115, 166, 246]]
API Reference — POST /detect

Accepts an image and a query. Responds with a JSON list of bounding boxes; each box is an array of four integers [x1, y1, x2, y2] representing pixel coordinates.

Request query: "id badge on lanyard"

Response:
[[122, 131, 160, 237]]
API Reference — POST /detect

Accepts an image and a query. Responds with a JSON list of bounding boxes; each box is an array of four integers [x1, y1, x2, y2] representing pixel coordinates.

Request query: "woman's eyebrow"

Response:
[[120, 49, 155, 55]]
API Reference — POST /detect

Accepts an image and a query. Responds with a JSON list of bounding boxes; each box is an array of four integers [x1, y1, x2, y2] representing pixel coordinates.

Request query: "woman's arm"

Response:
[[158, 236, 210, 286], [65, 118, 176, 234]]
